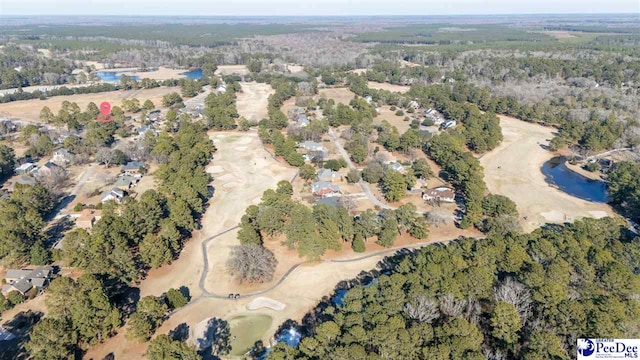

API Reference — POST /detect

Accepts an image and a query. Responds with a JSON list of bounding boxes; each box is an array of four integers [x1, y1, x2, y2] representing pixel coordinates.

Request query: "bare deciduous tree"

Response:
[[439, 293, 466, 319], [404, 295, 439, 323], [494, 277, 532, 325], [227, 244, 278, 283]]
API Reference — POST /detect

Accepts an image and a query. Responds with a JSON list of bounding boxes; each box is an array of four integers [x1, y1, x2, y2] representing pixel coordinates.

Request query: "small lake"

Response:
[[541, 157, 609, 203], [181, 68, 203, 79], [96, 71, 140, 82]]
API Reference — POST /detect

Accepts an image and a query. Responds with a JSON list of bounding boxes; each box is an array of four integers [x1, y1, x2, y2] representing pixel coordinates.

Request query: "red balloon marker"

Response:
[[100, 102, 111, 116]]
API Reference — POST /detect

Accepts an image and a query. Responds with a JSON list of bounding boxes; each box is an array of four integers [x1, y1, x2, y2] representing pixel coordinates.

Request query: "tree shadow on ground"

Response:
[[196, 317, 230, 360], [0, 310, 43, 360]]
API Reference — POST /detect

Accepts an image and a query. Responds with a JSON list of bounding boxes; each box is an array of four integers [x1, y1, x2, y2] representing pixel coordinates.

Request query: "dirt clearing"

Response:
[[368, 81, 411, 93], [236, 82, 275, 121], [319, 87, 356, 105], [480, 115, 613, 232], [215, 65, 250, 76]]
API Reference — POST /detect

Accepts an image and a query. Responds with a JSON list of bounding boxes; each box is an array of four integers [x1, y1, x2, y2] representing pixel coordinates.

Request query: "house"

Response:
[[386, 161, 406, 174], [216, 84, 227, 93], [295, 114, 309, 128], [442, 120, 457, 129], [37, 162, 60, 178], [364, 96, 373, 104], [137, 125, 156, 136], [424, 108, 445, 125], [408, 100, 420, 109], [122, 161, 145, 175], [317, 168, 341, 182], [101, 188, 125, 204], [52, 148, 73, 165], [315, 196, 341, 207], [1, 119, 17, 133], [311, 181, 341, 198], [422, 187, 456, 203], [114, 175, 137, 191], [76, 209, 102, 230], [298, 141, 326, 152], [2, 266, 55, 296], [16, 162, 36, 175], [8, 175, 37, 192]]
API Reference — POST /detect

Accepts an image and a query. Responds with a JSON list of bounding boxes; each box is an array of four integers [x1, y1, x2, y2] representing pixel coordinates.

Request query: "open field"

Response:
[[480, 115, 613, 232], [373, 105, 413, 132], [0, 87, 180, 123], [542, 30, 577, 39], [236, 82, 274, 121], [319, 87, 356, 105], [215, 65, 250, 76], [367, 81, 411, 93]]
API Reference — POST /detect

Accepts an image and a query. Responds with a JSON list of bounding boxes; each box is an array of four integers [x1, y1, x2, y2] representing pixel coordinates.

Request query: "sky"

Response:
[[0, 0, 637, 16]]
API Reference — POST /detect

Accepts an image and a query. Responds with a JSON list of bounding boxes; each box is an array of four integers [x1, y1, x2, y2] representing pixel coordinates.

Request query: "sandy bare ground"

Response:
[[367, 81, 411, 93], [480, 115, 613, 232], [214, 65, 250, 76], [0, 87, 180, 123], [236, 82, 274, 121], [246, 297, 286, 311], [319, 88, 356, 105], [286, 64, 305, 73]]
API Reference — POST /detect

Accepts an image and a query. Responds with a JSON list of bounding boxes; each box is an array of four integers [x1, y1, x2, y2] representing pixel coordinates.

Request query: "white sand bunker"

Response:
[[206, 165, 225, 174], [246, 297, 286, 311], [588, 210, 609, 219], [540, 210, 567, 222]]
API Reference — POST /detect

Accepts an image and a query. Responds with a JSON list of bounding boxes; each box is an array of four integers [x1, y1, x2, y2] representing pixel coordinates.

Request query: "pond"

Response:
[[96, 71, 140, 82], [541, 157, 609, 203], [181, 68, 203, 79]]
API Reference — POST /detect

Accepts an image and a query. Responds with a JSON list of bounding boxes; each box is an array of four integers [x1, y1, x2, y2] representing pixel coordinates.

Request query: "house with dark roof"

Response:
[[8, 175, 37, 192], [37, 162, 61, 178], [114, 175, 137, 191], [2, 266, 55, 296], [122, 161, 145, 176]]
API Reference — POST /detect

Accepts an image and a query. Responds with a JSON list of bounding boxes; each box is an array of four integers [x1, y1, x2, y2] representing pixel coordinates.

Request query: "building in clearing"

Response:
[[311, 181, 341, 198], [298, 141, 326, 152], [76, 208, 102, 230], [422, 187, 456, 203], [386, 161, 406, 174], [37, 161, 61, 178], [317, 168, 341, 182], [2, 266, 55, 296], [114, 175, 137, 191], [122, 161, 145, 176], [15, 162, 36, 174], [52, 148, 74, 165], [101, 188, 125, 204]]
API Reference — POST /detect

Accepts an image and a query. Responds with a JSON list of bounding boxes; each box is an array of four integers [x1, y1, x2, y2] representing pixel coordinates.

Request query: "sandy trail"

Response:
[[236, 82, 275, 122], [480, 115, 613, 232]]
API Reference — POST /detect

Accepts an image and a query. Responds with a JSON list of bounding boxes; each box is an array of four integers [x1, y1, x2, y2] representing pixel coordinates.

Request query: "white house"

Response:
[[422, 187, 456, 203], [101, 188, 125, 204]]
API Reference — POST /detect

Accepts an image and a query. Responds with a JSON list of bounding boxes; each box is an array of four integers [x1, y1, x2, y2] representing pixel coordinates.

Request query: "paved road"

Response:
[[327, 127, 394, 210]]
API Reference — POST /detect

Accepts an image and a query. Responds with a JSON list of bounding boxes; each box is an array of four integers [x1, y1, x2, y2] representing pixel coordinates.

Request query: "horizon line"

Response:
[[0, 12, 637, 17]]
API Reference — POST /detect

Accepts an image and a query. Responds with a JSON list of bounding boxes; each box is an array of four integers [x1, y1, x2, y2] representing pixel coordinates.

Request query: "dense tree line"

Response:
[[62, 121, 215, 281], [237, 182, 428, 259], [267, 217, 640, 360], [0, 45, 76, 89], [204, 82, 241, 130], [0, 183, 54, 264], [607, 160, 640, 223]]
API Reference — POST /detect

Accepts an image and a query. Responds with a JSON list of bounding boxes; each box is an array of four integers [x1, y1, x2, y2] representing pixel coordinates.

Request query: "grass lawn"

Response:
[[228, 314, 273, 356]]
